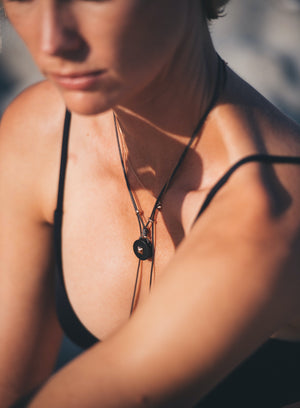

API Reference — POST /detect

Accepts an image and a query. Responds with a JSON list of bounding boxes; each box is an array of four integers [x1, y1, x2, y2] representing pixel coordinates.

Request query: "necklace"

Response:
[[114, 55, 226, 313]]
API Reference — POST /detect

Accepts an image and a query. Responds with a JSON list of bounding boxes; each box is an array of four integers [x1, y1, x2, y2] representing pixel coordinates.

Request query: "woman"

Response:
[[1, 0, 300, 407]]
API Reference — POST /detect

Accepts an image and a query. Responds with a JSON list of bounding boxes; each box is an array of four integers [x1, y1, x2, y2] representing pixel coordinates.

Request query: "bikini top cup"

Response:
[[54, 110, 300, 407], [54, 110, 99, 349]]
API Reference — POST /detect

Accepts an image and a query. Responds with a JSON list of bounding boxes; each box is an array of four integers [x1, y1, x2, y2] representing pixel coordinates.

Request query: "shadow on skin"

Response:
[[119, 98, 295, 250], [121, 114, 205, 249]]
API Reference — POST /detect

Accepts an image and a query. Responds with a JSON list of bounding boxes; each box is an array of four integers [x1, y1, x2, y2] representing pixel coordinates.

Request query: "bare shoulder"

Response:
[[214, 68, 300, 227], [0, 80, 67, 223], [0, 80, 66, 145], [200, 153, 300, 238], [193, 102, 300, 260], [227, 67, 300, 155]]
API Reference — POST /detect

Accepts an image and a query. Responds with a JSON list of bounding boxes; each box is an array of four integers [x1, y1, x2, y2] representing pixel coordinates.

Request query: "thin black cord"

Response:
[[114, 55, 227, 314], [130, 259, 142, 314], [148, 55, 227, 223], [149, 221, 155, 289], [114, 115, 144, 237]]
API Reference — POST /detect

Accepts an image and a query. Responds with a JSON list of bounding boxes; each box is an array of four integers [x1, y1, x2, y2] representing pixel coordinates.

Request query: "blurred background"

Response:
[[0, 0, 300, 367]]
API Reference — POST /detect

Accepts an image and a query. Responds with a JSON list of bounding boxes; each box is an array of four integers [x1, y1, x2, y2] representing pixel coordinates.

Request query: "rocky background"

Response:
[[0, 0, 300, 366]]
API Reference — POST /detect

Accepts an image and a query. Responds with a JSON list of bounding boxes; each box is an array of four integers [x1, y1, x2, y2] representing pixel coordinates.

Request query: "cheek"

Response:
[[121, 2, 188, 77], [85, 1, 188, 87]]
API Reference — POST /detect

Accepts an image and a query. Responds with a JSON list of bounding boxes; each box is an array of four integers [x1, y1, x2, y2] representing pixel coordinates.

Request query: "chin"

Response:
[[49, 75, 125, 116], [61, 90, 117, 116]]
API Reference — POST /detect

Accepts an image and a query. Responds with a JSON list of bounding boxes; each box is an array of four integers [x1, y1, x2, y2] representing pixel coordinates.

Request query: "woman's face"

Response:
[[4, 0, 190, 115]]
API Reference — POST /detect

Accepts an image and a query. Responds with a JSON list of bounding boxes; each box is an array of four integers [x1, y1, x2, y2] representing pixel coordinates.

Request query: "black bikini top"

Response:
[[54, 110, 300, 407]]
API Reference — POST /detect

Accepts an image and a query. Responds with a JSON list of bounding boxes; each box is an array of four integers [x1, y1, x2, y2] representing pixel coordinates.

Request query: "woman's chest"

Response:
[[59, 161, 205, 340]]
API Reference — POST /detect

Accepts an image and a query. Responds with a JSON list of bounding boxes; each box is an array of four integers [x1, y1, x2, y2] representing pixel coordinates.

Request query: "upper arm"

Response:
[[0, 82, 65, 406], [116, 173, 300, 406], [28, 162, 300, 407]]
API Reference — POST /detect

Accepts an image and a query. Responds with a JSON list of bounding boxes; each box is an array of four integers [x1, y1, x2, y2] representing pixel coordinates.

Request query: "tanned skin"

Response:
[[1, 0, 300, 406]]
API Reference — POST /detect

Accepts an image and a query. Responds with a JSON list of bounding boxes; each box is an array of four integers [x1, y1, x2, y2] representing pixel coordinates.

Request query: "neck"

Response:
[[113, 6, 221, 195]]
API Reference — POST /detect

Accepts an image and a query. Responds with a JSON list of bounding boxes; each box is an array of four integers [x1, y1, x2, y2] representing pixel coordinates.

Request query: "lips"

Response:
[[49, 70, 106, 90]]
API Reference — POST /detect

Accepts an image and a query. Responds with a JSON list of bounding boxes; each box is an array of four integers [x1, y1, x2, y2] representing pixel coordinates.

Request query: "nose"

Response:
[[40, 2, 83, 57]]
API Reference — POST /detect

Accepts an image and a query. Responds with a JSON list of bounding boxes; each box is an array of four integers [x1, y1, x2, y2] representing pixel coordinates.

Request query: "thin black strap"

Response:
[[53, 110, 99, 348], [54, 109, 71, 274], [194, 154, 300, 222], [55, 109, 71, 216]]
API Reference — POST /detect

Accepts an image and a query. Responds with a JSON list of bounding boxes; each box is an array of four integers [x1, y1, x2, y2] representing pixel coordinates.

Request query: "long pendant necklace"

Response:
[[114, 56, 226, 314]]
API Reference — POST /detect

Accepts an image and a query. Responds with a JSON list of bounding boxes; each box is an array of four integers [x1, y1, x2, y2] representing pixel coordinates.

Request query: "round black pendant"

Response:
[[133, 238, 152, 260]]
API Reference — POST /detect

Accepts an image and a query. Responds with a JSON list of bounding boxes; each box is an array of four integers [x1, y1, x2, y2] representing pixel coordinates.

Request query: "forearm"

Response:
[[29, 193, 300, 408], [28, 316, 201, 408], [28, 343, 155, 408]]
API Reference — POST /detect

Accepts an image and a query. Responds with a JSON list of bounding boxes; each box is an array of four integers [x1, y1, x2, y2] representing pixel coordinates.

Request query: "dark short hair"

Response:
[[202, 0, 230, 20]]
